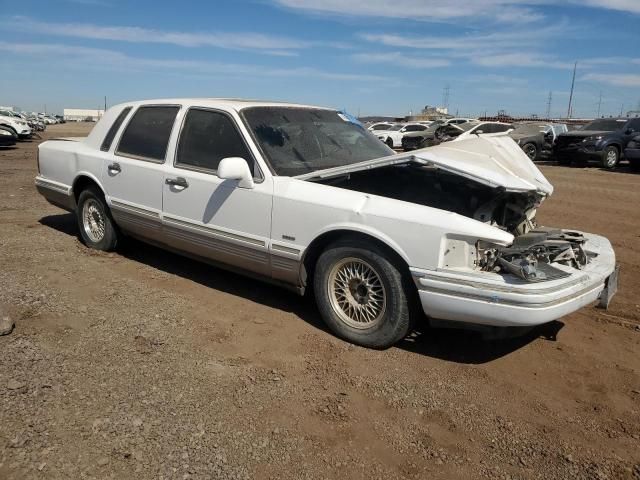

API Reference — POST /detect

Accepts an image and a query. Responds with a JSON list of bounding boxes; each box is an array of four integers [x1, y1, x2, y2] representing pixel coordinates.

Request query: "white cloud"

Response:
[[273, 0, 640, 19], [5, 16, 324, 56], [582, 73, 640, 87], [0, 41, 390, 83], [352, 52, 450, 68], [272, 0, 543, 22], [472, 53, 573, 69], [577, 0, 640, 14]]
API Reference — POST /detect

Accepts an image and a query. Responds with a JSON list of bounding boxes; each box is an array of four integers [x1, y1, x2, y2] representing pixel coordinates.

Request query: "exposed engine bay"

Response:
[[318, 162, 591, 282], [478, 228, 588, 282], [318, 163, 543, 236]]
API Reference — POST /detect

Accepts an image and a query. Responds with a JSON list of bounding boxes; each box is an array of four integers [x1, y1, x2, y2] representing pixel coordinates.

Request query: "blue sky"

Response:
[[1, 0, 639, 118]]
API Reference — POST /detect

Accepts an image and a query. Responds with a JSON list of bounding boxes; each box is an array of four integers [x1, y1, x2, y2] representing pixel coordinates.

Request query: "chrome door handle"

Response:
[[165, 177, 189, 188], [107, 162, 121, 174]]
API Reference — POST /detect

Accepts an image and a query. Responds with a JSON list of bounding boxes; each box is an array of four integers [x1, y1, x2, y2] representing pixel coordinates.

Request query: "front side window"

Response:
[[101, 106, 132, 152], [242, 107, 392, 176], [116, 106, 179, 161], [176, 108, 254, 174]]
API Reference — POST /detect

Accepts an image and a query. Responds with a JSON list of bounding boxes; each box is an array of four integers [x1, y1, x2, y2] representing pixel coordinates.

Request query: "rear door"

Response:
[[102, 105, 180, 241], [161, 107, 273, 277]]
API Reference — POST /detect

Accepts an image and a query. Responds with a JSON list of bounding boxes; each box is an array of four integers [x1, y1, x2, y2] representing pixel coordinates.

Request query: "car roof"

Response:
[[109, 98, 334, 113]]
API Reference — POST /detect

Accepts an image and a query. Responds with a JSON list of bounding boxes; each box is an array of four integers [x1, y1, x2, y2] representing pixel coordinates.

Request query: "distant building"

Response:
[[0, 106, 15, 112], [63, 108, 104, 122], [626, 110, 640, 118], [422, 105, 448, 115]]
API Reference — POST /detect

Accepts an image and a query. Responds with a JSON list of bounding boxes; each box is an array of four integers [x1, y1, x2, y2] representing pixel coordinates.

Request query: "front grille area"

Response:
[[555, 136, 584, 149]]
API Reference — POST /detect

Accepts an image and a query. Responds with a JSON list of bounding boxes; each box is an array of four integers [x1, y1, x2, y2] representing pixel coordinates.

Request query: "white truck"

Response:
[[35, 98, 618, 348]]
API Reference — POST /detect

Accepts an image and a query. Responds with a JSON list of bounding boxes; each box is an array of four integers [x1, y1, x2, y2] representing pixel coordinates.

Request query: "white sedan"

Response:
[[376, 123, 430, 148], [35, 99, 618, 348]]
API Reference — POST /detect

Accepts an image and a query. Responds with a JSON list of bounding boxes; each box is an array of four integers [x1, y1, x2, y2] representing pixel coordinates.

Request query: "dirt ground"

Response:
[[1, 123, 639, 480]]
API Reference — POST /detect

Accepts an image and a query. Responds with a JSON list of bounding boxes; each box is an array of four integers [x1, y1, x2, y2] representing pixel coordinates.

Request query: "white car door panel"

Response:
[[101, 105, 180, 241], [161, 107, 273, 277], [162, 171, 273, 276]]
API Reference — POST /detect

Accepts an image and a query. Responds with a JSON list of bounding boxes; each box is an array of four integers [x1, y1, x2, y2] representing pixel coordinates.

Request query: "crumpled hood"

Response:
[[297, 135, 553, 196]]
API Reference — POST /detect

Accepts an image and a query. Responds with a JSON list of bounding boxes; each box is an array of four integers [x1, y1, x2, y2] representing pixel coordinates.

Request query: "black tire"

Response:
[[1, 125, 17, 137], [313, 240, 412, 349], [630, 159, 640, 173], [601, 145, 619, 169], [385, 138, 394, 149], [76, 186, 120, 251], [557, 155, 572, 166], [522, 143, 538, 161]]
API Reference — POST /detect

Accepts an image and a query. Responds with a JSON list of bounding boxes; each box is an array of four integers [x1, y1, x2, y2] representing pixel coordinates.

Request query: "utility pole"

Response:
[[596, 91, 603, 118], [567, 61, 577, 118], [620, 104, 624, 116], [546, 91, 552, 119], [104, 96, 107, 111]]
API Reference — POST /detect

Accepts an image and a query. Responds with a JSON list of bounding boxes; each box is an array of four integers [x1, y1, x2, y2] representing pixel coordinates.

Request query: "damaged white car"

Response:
[[35, 99, 618, 348]]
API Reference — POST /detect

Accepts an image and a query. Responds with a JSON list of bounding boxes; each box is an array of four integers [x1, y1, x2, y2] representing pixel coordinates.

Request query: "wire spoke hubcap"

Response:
[[82, 199, 106, 243], [328, 258, 386, 329], [606, 150, 617, 166]]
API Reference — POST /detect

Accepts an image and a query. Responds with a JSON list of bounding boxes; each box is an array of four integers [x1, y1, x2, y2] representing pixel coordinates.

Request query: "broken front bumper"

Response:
[[411, 233, 617, 327]]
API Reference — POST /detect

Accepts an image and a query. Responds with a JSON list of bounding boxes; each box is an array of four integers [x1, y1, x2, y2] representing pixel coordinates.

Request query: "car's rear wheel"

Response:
[[522, 143, 538, 161], [76, 186, 120, 251], [313, 240, 412, 349], [385, 138, 394, 149], [557, 155, 572, 166], [630, 159, 640, 172], [601, 146, 619, 169]]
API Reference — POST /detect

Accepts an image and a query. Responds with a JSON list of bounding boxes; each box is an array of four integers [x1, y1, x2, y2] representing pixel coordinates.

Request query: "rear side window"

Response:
[[176, 108, 254, 175], [100, 107, 132, 152], [404, 125, 426, 132], [116, 106, 179, 162]]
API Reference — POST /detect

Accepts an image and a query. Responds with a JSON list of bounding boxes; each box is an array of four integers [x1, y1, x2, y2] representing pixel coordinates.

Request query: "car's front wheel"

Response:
[[601, 146, 619, 169], [385, 138, 394, 149], [522, 143, 538, 161], [76, 186, 120, 251], [313, 240, 412, 349]]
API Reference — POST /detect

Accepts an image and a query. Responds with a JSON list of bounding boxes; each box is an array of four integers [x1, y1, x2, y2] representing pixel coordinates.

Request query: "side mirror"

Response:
[[217, 157, 254, 189]]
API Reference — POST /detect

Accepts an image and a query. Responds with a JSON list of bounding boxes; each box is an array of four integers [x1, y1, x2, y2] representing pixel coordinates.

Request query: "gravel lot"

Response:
[[1, 123, 639, 480]]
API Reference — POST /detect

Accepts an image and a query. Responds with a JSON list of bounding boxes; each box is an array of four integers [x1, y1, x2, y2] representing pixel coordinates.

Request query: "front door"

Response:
[[102, 104, 180, 242], [161, 107, 273, 277]]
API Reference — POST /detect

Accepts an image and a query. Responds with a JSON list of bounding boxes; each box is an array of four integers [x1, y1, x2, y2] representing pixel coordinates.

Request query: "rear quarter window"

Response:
[[116, 106, 180, 162], [100, 107, 132, 152]]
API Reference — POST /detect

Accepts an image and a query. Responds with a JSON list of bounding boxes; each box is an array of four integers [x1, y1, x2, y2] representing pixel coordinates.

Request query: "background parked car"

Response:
[[508, 122, 567, 161], [624, 134, 640, 172], [451, 121, 513, 141], [554, 117, 640, 168], [367, 122, 394, 132], [376, 123, 430, 148], [0, 109, 32, 138], [401, 121, 444, 151], [0, 125, 17, 146]]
